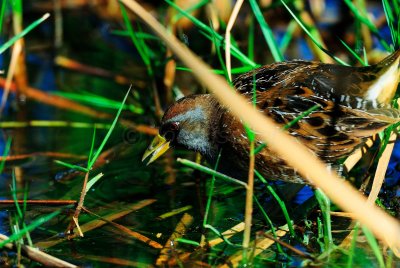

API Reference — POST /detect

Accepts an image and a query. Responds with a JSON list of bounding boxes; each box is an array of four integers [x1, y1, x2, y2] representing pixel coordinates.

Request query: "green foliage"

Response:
[[0, 13, 50, 54]]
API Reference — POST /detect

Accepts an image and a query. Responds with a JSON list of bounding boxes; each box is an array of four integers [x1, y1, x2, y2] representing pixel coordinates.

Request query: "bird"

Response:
[[142, 50, 400, 185]]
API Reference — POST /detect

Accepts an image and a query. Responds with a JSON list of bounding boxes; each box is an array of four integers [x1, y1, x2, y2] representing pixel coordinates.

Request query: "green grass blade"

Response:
[[248, 16, 255, 60], [254, 170, 295, 237], [249, 0, 284, 62], [343, 0, 391, 51], [171, 0, 209, 23], [119, 3, 152, 75], [0, 121, 111, 129], [280, 20, 297, 54], [87, 127, 96, 168], [346, 223, 359, 268], [0, 137, 11, 174], [315, 188, 333, 252], [88, 86, 131, 169], [53, 91, 143, 114], [203, 152, 221, 227], [361, 225, 385, 268], [280, 0, 349, 65], [382, 0, 399, 48], [176, 65, 260, 75], [0, 13, 50, 54], [177, 158, 248, 188], [339, 39, 366, 66], [165, 0, 257, 67], [11, 170, 23, 220], [254, 196, 284, 254], [54, 160, 89, 173], [0, 210, 61, 248], [0, 0, 7, 35], [175, 238, 200, 247], [210, 21, 230, 82]]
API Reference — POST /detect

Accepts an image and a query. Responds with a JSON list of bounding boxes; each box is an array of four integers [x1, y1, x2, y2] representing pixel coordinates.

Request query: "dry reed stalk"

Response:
[[243, 141, 255, 259], [66, 172, 92, 236], [78, 254, 154, 267], [35, 199, 156, 248], [294, 1, 333, 63], [82, 207, 163, 249], [156, 213, 194, 266], [55, 56, 131, 84], [0, 200, 76, 206], [220, 229, 287, 267], [0, 152, 86, 162], [0, 41, 22, 114], [343, 137, 374, 171], [225, 0, 244, 81], [208, 222, 245, 247], [0, 234, 77, 268], [367, 133, 397, 205], [120, 0, 400, 253], [0, 77, 158, 135]]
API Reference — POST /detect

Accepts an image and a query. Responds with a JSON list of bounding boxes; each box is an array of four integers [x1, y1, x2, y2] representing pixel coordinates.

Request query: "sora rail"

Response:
[[143, 50, 400, 184]]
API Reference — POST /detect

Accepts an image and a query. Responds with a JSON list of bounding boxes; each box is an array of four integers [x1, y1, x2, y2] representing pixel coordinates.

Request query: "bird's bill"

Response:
[[142, 134, 170, 165]]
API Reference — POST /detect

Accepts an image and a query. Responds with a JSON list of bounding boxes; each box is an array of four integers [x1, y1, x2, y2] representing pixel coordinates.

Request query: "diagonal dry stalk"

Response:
[[0, 234, 77, 268], [225, 0, 244, 81], [120, 0, 400, 254], [367, 132, 397, 205]]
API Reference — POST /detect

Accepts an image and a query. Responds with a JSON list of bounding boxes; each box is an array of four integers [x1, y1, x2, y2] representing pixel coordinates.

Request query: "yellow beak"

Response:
[[142, 134, 171, 165]]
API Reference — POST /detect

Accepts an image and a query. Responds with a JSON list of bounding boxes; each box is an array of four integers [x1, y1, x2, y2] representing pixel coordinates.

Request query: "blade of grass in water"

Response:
[[0, 13, 50, 54], [177, 158, 247, 188], [249, 0, 284, 62], [111, 30, 160, 41], [54, 160, 89, 173], [253, 197, 284, 254], [175, 238, 200, 247], [254, 170, 295, 237], [0, 121, 111, 129], [361, 226, 385, 268], [0, 210, 61, 248], [88, 86, 131, 169], [315, 189, 333, 252], [0, 137, 11, 174], [202, 152, 240, 248], [88, 127, 96, 168], [346, 223, 359, 268], [53, 91, 143, 114]]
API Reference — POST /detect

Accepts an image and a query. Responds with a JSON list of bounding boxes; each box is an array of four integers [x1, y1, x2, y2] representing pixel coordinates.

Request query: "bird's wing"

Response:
[[251, 86, 399, 161]]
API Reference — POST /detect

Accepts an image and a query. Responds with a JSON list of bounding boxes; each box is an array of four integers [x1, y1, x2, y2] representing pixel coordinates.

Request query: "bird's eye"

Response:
[[169, 122, 180, 131], [161, 122, 180, 141]]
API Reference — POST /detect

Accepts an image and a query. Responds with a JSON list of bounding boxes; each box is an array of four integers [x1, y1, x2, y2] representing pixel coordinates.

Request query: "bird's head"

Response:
[[142, 94, 220, 164]]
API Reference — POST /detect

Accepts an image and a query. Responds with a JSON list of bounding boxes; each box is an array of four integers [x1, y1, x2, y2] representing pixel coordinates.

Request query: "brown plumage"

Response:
[[143, 50, 400, 184]]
